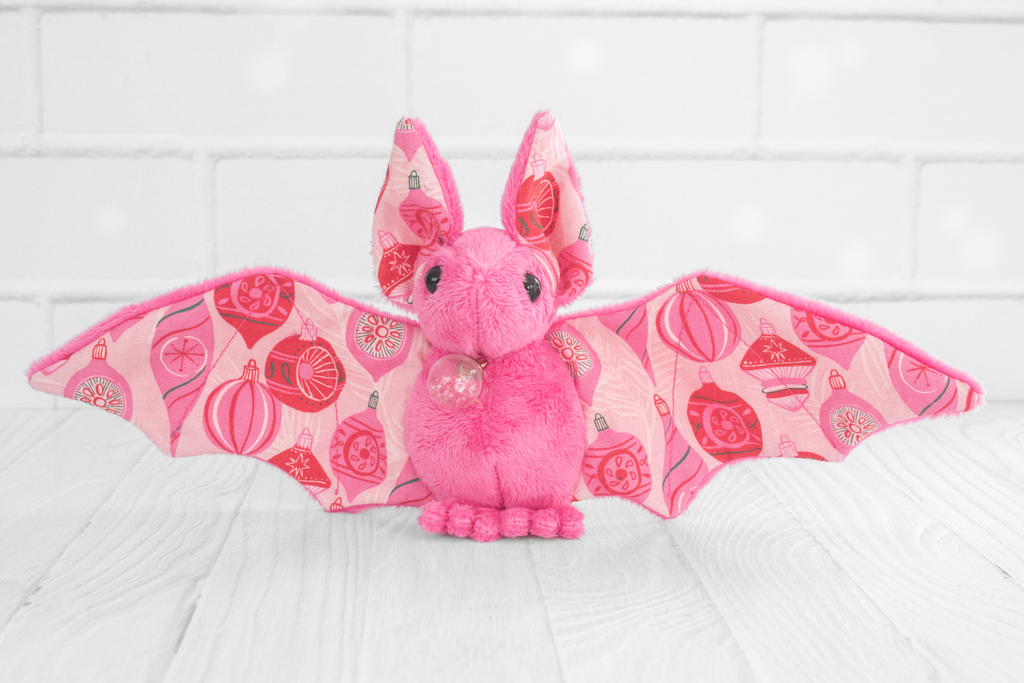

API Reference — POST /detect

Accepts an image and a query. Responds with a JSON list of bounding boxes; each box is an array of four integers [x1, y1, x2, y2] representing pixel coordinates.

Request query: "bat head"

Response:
[[371, 112, 594, 359]]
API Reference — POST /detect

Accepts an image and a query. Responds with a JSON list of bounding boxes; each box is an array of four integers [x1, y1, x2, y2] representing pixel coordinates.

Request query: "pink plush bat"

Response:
[[28, 112, 983, 542]]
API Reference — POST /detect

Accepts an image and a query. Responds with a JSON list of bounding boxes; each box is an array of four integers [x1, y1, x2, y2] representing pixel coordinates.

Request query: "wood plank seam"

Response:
[[526, 538, 570, 683]]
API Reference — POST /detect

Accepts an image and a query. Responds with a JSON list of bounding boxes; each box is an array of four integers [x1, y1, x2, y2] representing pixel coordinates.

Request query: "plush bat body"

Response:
[[28, 113, 983, 541]]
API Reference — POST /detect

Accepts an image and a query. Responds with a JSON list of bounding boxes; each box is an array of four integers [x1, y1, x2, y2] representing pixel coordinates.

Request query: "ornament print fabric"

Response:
[[28, 112, 983, 526], [556, 273, 981, 518]]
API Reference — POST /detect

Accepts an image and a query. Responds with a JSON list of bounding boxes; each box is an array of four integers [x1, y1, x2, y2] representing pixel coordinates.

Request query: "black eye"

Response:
[[524, 273, 541, 302], [425, 266, 442, 293]]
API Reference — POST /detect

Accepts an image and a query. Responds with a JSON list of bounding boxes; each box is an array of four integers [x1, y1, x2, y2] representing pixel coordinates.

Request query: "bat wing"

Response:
[[28, 268, 435, 512], [549, 271, 983, 518]]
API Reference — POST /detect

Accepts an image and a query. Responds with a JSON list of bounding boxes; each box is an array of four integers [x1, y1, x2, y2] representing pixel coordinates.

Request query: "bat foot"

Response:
[[417, 501, 584, 541]]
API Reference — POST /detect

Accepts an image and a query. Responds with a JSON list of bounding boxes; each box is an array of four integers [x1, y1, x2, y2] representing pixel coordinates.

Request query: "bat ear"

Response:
[[500, 111, 593, 306], [372, 117, 464, 309]]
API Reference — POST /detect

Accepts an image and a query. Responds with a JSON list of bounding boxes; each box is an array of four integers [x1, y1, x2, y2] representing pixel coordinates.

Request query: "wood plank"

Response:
[[671, 463, 941, 683], [0, 410, 76, 472], [854, 407, 1024, 583], [0, 446, 257, 682], [532, 498, 754, 682], [0, 410, 144, 632], [165, 466, 563, 683], [753, 444, 1024, 681]]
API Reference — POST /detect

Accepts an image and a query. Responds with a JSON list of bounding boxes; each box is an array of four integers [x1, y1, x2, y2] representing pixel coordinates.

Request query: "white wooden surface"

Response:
[[0, 405, 1022, 682]]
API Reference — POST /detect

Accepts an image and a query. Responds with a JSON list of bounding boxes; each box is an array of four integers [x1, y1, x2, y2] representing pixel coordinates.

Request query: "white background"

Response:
[[2, 0, 1023, 404]]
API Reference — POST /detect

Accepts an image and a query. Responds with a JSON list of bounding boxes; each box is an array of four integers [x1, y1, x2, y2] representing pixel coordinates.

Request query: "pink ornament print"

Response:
[[515, 153, 560, 247], [791, 308, 866, 370], [214, 273, 295, 349], [330, 392, 388, 501], [268, 428, 331, 490], [203, 359, 281, 455], [884, 343, 959, 417], [64, 338, 134, 421], [387, 458, 434, 507], [687, 367, 763, 462], [149, 295, 214, 455], [546, 323, 602, 406], [655, 394, 709, 516], [598, 304, 657, 384], [264, 318, 345, 413], [400, 171, 451, 256], [818, 369, 888, 455], [556, 225, 593, 301], [393, 117, 421, 162], [582, 414, 652, 503], [657, 280, 741, 363], [346, 311, 413, 382], [375, 165, 390, 214], [739, 318, 817, 412]]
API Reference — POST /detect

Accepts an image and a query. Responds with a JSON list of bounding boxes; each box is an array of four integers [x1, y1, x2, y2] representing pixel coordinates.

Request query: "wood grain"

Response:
[[0, 405, 1022, 682]]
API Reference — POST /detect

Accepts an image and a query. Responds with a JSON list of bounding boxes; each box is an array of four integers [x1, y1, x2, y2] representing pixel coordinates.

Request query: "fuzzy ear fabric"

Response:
[[372, 117, 464, 308], [501, 111, 593, 306]]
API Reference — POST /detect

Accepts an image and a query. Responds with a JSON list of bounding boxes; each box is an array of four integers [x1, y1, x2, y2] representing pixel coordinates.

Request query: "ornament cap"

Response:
[[368, 391, 379, 409], [698, 366, 713, 385], [241, 359, 260, 383], [297, 427, 313, 451], [759, 318, 776, 336], [779, 434, 797, 458], [408, 170, 420, 190], [828, 368, 846, 390], [578, 223, 590, 242], [531, 152, 547, 177], [681, 279, 699, 293], [378, 230, 398, 251], [653, 394, 670, 417], [396, 117, 414, 131], [300, 318, 318, 342], [594, 414, 609, 431], [92, 338, 108, 360]]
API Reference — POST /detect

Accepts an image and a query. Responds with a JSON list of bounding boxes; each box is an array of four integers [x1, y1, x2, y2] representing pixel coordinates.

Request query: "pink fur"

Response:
[[405, 228, 587, 540]]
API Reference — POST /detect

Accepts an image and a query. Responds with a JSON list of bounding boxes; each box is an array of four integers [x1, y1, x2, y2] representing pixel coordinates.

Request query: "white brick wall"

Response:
[[2, 0, 1023, 408]]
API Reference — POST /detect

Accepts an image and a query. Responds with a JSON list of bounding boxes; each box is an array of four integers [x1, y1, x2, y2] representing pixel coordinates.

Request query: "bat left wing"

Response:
[[548, 271, 984, 519], [27, 269, 435, 512]]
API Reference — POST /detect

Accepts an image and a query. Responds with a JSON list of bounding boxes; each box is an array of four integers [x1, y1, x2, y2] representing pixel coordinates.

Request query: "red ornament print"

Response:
[[64, 339, 133, 421], [687, 367, 763, 462], [777, 434, 826, 461], [268, 428, 331, 489], [657, 280, 741, 363], [546, 323, 602, 406], [739, 318, 817, 411], [346, 310, 413, 382], [330, 392, 388, 501], [791, 308, 866, 370], [581, 414, 652, 503], [377, 230, 421, 301], [515, 154, 559, 247], [656, 394, 709, 516], [203, 359, 281, 455], [264, 318, 345, 413], [884, 343, 958, 417], [214, 273, 295, 349], [695, 275, 765, 304]]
